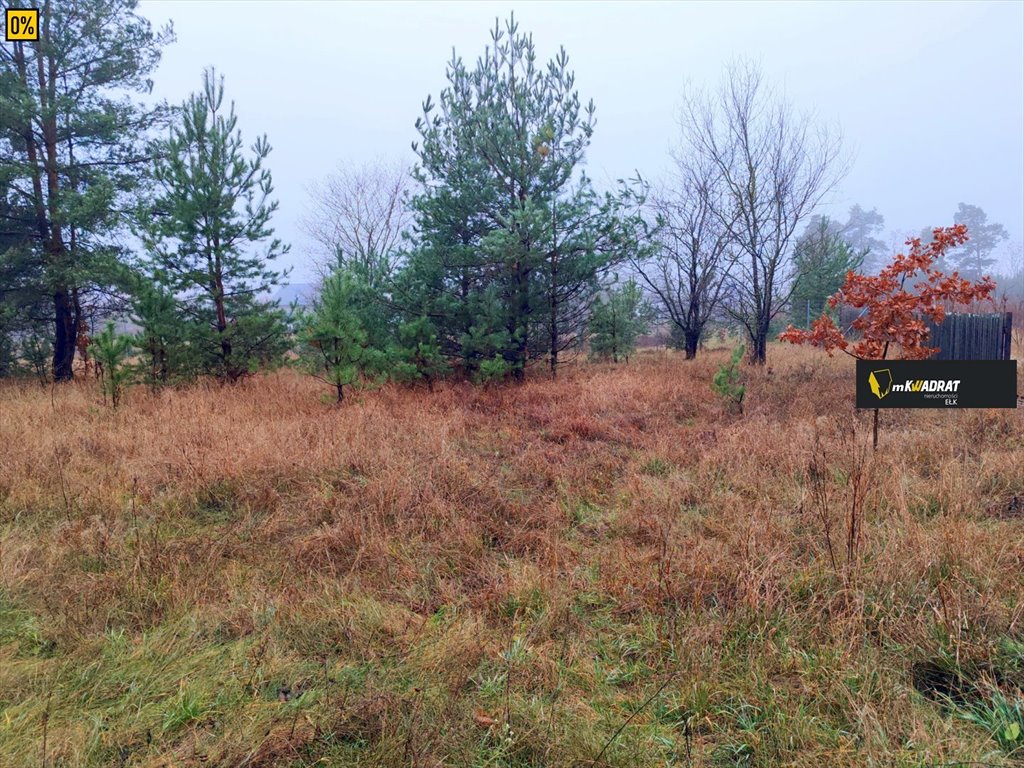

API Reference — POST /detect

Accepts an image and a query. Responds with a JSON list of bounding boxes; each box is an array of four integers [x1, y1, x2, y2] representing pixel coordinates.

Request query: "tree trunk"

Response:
[[219, 327, 233, 378], [874, 341, 892, 451], [548, 234, 557, 378], [750, 327, 768, 365], [19, 30, 75, 382], [512, 260, 529, 383], [684, 330, 700, 360], [211, 250, 233, 380], [512, 355, 526, 382], [41, 34, 76, 381], [548, 309, 558, 378], [52, 286, 76, 381]]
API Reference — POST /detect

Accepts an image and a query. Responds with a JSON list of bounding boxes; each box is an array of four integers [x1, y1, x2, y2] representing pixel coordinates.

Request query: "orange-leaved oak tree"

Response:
[[780, 224, 996, 446]]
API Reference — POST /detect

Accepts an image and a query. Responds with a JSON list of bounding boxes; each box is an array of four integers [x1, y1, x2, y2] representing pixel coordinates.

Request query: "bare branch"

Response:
[[678, 59, 849, 363], [300, 158, 413, 280]]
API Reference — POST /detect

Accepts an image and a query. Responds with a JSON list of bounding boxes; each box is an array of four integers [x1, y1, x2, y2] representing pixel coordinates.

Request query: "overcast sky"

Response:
[[138, 0, 1024, 284]]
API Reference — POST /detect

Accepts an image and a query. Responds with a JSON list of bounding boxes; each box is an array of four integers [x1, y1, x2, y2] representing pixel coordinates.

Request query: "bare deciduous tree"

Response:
[[634, 155, 735, 360], [301, 159, 413, 279], [682, 61, 847, 364]]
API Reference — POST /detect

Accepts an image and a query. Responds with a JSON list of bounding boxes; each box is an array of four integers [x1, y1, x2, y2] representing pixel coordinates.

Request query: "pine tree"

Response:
[[22, 330, 51, 384], [131, 277, 191, 389], [300, 267, 387, 403], [0, 194, 39, 376], [949, 203, 1008, 279], [711, 345, 746, 414], [0, 0, 172, 380], [841, 205, 886, 274], [138, 69, 288, 382], [404, 14, 640, 381], [342, 256, 397, 360], [93, 321, 133, 408], [389, 316, 448, 391], [588, 280, 651, 363], [790, 216, 864, 328]]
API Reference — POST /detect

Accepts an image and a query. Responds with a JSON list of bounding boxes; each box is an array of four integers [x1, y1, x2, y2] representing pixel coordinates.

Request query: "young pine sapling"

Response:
[[93, 322, 134, 409], [301, 269, 385, 403], [712, 344, 746, 414]]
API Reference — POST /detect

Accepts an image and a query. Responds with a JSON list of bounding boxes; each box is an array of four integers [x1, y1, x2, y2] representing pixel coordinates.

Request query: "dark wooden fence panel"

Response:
[[923, 312, 1012, 360]]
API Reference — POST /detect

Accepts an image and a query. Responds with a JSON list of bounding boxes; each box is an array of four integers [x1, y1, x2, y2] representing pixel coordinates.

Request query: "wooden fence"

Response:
[[922, 312, 1013, 360]]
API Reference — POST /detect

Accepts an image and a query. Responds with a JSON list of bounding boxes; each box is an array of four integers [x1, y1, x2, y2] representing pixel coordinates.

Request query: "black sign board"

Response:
[[856, 359, 1018, 409]]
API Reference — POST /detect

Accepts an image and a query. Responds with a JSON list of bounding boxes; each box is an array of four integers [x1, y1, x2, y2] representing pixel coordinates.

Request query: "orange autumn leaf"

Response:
[[473, 710, 498, 727], [780, 224, 996, 360]]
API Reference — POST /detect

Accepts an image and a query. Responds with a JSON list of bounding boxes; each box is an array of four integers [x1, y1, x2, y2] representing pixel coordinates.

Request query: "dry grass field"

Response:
[[0, 346, 1022, 766]]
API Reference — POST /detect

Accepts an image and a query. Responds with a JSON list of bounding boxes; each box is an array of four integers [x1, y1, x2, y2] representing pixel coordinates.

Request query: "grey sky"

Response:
[[138, 0, 1024, 284]]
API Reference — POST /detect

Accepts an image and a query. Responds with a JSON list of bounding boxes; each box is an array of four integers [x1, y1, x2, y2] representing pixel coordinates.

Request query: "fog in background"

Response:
[[138, 0, 1024, 284]]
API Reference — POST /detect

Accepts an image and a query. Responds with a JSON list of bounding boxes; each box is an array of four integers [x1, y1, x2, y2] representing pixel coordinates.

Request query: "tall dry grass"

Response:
[[0, 345, 1021, 766]]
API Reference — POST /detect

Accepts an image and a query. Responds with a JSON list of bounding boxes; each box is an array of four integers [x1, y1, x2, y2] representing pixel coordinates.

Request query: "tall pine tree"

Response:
[[138, 69, 288, 382], [402, 14, 640, 381], [0, 0, 172, 380]]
